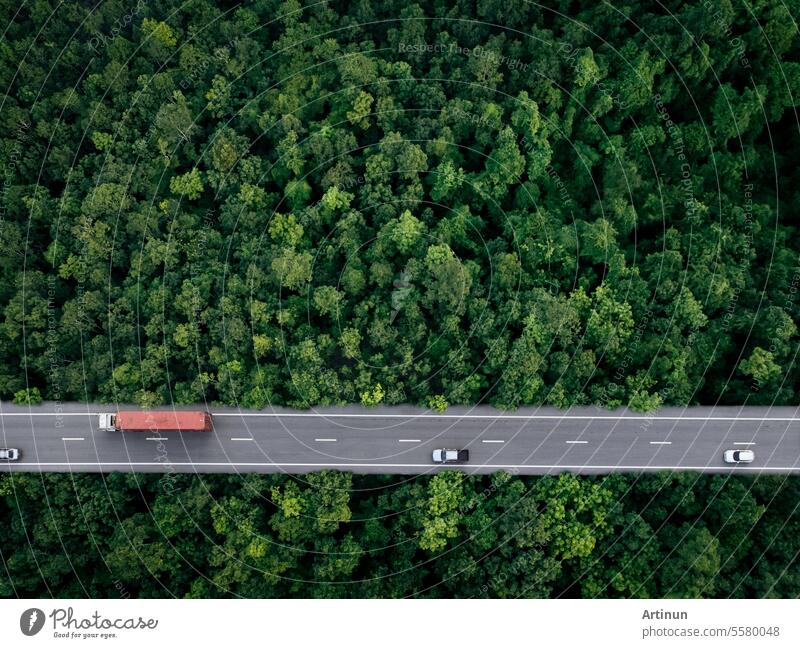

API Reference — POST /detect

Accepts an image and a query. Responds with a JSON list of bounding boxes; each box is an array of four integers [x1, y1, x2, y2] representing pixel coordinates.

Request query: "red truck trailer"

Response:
[[98, 411, 212, 432]]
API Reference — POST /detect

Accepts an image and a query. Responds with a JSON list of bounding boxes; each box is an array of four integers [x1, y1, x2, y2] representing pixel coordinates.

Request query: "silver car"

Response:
[[723, 449, 754, 464], [432, 448, 469, 463], [0, 448, 20, 461]]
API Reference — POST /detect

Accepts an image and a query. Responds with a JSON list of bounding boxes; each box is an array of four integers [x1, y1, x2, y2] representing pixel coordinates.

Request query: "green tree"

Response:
[[170, 168, 204, 200], [360, 383, 384, 407], [12, 386, 42, 405]]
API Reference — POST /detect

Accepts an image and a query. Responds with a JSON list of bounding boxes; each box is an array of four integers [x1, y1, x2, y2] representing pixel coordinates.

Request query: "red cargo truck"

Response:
[[98, 411, 212, 432]]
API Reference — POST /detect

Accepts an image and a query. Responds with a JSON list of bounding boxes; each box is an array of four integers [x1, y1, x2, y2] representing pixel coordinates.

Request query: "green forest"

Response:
[[1, 0, 798, 410], [2, 0, 800, 599], [1, 471, 799, 597]]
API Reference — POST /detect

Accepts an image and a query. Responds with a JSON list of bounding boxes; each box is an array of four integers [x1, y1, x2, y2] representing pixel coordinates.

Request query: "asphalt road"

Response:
[[0, 402, 798, 474]]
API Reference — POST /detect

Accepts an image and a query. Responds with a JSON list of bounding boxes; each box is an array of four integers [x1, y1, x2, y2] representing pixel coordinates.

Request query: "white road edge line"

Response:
[[8, 413, 800, 422], [566, 440, 588, 444], [650, 441, 673, 445], [61, 437, 84, 441], [189, 414, 800, 421], [3, 462, 798, 471]]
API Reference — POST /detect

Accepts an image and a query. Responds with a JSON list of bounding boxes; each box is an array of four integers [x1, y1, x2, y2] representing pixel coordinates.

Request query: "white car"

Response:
[[0, 448, 20, 461], [432, 448, 469, 463], [723, 449, 754, 464]]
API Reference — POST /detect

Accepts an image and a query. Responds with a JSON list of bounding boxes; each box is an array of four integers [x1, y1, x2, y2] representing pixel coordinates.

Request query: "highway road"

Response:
[[0, 402, 798, 474]]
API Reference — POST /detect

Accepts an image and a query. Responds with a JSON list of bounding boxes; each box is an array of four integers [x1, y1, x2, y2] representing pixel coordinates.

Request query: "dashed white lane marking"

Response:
[[231, 437, 254, 441], [315, 438, 337, 442], [566, 440, 588, 444], [61, 437, 84, 441], [145, 437, 167, 441], [398, 439, 421, 443], [650, 441, 672, 445], [482, 439, 504, 443], [734, 442, 756, 445]]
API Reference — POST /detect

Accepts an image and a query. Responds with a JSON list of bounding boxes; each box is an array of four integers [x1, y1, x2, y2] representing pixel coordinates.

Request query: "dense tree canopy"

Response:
[[1, 0, 798, 410], [1, 471, 798, 598]]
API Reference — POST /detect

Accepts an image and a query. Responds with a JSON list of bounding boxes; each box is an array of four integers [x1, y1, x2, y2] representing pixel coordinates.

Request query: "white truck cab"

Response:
[[98, 413, 117, 432]]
